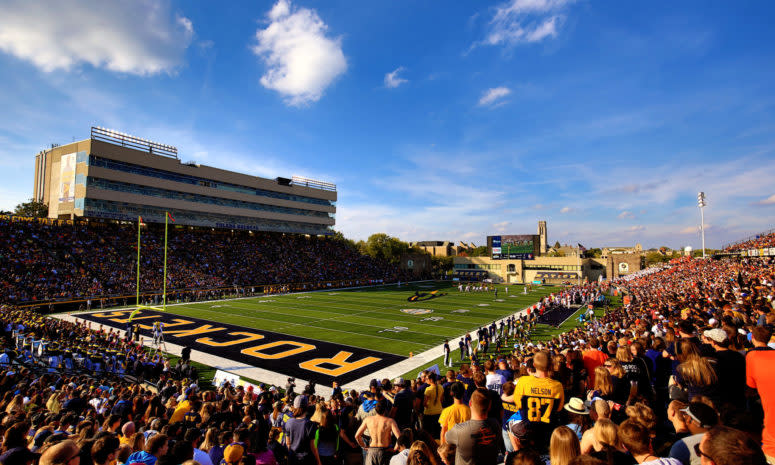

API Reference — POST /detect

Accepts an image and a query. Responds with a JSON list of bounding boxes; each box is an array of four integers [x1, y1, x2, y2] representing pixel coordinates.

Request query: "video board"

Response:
[[488, 234, 536, 260]]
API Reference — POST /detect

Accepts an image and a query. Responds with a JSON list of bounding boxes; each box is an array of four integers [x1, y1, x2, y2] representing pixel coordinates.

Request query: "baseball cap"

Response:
[[223, 443, 245, 464], [293, 395, 308, 409], [703, 328, 728, 344]]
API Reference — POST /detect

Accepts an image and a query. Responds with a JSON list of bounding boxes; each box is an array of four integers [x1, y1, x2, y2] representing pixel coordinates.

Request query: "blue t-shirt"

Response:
[[284, 417, 317, 456]]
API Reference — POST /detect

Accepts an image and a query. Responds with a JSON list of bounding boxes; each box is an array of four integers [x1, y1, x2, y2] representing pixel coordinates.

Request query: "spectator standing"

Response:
[[283, 396, 320, 465], [422, 373, 443, 439], [439, 383, 471, 445], [445, 389, 504, 465], [747, 341, 775, 463]]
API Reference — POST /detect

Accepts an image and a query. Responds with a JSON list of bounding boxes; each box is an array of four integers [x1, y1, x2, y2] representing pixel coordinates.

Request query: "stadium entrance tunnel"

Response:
[[78, 310, 405, 385]]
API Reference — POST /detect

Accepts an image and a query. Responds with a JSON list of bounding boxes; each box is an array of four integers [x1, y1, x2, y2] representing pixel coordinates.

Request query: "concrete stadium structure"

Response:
[[33, 127, 336, 235]]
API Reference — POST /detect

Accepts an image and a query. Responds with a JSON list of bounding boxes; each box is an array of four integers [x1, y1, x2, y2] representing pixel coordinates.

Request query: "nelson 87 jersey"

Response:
[[513, 375, 565, 426]]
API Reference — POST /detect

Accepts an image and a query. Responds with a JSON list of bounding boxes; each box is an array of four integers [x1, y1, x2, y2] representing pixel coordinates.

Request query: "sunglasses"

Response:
[[693, 443, 713, 461]]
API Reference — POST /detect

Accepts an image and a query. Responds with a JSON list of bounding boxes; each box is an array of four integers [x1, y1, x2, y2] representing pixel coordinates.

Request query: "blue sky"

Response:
[[0, 0, 773, 249]]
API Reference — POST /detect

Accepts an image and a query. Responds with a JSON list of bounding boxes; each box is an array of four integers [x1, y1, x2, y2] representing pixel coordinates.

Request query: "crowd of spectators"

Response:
[[0, 222, 773, 464], [0, 219, 411, 305], [725, 231, 775, 252]]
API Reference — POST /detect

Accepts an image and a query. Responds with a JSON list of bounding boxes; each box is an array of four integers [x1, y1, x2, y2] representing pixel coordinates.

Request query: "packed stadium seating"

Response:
[[726, 231, 775, 252], [0, 224, 772, 464], [0, 218, 412, 306]]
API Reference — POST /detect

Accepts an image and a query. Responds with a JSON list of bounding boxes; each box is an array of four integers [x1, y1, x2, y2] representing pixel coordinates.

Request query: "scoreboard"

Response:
[[488, 234, 537, 260]]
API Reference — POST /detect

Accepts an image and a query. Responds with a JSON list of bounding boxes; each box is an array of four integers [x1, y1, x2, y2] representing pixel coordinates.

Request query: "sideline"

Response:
[[55, 280, 437, 391], [57, 282, 555, 392]]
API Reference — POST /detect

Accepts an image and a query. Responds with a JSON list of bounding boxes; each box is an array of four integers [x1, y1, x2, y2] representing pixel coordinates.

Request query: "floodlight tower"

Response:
[[697, 192, 707, 258]]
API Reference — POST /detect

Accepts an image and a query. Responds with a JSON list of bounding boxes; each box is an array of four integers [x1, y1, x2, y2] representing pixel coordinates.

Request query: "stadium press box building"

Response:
[[32, 127, 336, 234]]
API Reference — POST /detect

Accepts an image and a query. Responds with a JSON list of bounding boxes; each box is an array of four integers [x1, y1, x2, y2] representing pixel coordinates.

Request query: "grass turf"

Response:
[[108, 281, 621, 388], [133, 281, 559, 357]]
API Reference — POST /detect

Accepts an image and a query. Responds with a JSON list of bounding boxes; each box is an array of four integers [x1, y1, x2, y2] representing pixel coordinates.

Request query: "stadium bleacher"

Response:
[[0, 217, 413, 308]]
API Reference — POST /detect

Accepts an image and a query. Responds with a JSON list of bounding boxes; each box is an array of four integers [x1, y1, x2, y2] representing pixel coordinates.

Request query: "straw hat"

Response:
[[564, 397, 589, 415]]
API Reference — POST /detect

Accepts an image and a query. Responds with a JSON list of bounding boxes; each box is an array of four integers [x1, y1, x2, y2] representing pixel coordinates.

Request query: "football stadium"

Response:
[[1, 126, 773, 465], [1, 3, 775, 464]]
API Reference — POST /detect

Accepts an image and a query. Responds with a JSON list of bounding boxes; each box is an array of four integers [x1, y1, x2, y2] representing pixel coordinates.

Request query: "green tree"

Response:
[[553, 241, 561, 249], [585, 248, 603, 258], [363, 233, 415, 264], [645, 251, 669, 266], [431, 256, 454, 274], [14, 199, 48, 218], [469, 246, 489, 257], [330, 230, 358, 250]]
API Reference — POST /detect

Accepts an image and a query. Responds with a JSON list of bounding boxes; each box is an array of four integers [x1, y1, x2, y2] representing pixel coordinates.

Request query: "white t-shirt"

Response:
[[642, 458, 682, 465], [485, 373, 505, 394], [389, 449, 410, 465]]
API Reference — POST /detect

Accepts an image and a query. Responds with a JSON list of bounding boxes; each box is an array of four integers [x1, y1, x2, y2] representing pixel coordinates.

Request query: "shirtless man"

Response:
[[355, 399, 401, 465]]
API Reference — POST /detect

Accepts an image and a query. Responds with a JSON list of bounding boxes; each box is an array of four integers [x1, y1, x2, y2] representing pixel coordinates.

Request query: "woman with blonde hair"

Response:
[[130, 432, 145, 453], [200, 428, 219, 453], [583, 419, 631, 465], [408, 440, 440, 465], [550, 426, 580, 465], [5, 394, 23, 415], [625, 403, 657, 435], [589, 367, 613, 400], [604, 360, 634, 407], [675, 356, 720, 404]]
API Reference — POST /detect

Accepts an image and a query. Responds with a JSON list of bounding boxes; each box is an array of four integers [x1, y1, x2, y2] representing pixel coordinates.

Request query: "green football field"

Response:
[[140, 281, 560, 357]]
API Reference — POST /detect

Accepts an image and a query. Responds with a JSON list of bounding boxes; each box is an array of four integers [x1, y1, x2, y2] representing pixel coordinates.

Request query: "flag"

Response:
[[166, 212, 175, 223], [577, 243, 587, 253], [139, 216, 146, 226]]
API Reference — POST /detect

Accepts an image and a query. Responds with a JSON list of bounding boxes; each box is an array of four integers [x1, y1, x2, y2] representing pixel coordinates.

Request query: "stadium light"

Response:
[[697, 192, 707, 258]]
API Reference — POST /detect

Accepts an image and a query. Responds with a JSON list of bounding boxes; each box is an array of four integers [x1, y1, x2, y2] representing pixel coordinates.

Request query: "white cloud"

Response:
[[492, 221, 511, 232], [384, 67, 408, 88], [479, 87, 511, 106], [755, 194, 775, 205], [253, 0, 347, 106], [627, 225, 645, 232], [560, 206, 572, 214], [482, 0, 573, 47], [0, 0, 193, 75], [679, 225, 699, 234], [617, 210, 634, 219]]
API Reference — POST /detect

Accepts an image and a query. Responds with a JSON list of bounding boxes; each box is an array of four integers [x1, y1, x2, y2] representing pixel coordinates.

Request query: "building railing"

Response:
[[91, 127, 178, 159], [291, 175, 337, 192]]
